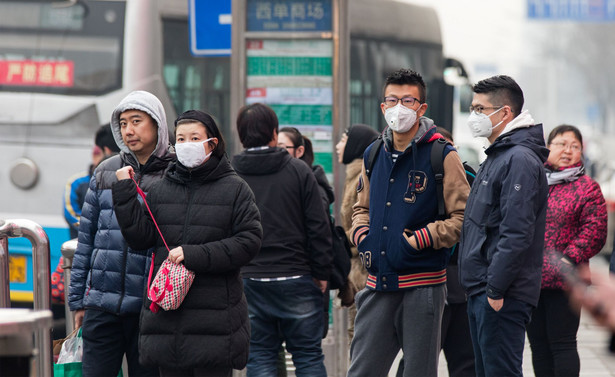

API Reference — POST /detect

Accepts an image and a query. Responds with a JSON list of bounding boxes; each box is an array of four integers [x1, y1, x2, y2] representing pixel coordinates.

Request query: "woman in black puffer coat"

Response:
[[112, 110, 262, 377]]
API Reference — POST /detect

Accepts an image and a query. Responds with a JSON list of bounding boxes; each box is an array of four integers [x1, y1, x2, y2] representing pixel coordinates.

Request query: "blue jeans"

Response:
[[467, 292, 533, 377], [243, 276, 326, 377]]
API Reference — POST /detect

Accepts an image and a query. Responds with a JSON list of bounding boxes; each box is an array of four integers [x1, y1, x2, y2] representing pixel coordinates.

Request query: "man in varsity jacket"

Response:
[[347, 68, 470, 377]]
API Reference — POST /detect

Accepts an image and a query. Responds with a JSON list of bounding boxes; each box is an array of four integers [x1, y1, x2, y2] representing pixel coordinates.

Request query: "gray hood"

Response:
[[110, 90, 170, 161]]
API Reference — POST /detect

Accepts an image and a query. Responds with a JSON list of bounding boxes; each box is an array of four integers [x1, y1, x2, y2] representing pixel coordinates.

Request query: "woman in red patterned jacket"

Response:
[[527, 124, 608, 377]]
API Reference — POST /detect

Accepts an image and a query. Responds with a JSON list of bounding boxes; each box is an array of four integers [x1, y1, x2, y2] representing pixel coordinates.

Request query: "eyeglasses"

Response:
[[550, 142, 582, 152], [383, 96, 421, 108], [469, 105, 502, 114], [278, 143, 295, 150]]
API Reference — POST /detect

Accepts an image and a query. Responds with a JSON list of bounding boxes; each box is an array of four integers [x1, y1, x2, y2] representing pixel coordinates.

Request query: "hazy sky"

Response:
[[404, 0, 529, 80]]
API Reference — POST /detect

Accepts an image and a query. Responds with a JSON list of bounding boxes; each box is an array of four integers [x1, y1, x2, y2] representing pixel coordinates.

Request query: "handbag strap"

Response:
[[130, 177, 171, 294]]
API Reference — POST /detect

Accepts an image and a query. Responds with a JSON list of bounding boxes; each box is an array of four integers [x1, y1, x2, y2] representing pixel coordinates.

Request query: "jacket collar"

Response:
[[383, 116, 437, 153]]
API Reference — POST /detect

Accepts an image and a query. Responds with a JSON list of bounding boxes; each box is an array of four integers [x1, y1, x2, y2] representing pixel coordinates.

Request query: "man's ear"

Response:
[[269, 129, 278, 147], [418, 103, 428, 117]]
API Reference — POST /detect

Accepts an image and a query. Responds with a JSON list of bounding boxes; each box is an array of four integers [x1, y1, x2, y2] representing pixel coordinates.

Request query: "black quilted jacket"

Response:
[[112, 155, 262, 369]]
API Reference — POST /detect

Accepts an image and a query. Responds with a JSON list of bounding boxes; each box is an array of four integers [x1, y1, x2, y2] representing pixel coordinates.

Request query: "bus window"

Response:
[[350, 37, 445, 131], [162, 18, 234, 151], [0, 1, 125, 95]]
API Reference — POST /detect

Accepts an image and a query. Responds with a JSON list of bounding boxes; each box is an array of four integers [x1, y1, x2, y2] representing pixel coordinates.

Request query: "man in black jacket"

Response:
[[232, 103, 332, 377], [459, 75, 549, 377]]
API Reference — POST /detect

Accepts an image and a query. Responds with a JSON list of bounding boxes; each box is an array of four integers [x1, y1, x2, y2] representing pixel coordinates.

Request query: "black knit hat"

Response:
[[175, 110, 226, 158], [342, 124, 379, 164]]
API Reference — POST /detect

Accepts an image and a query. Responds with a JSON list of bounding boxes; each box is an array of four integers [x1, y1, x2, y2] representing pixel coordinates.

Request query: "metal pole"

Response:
[[0, 219, 52, 377], [332, 0, 350, 226], [61, 239, 77, 335], [230, 0, 246, 156], [0, 220, 9, 308]]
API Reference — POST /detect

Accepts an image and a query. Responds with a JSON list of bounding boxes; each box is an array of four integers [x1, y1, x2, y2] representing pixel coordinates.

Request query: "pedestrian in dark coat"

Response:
[[112, 110, 262, 376], [460, 75, 549, 377]]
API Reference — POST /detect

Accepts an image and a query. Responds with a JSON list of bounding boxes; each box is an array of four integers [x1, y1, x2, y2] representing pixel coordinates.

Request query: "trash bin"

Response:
[[0, 308, 53, 377]]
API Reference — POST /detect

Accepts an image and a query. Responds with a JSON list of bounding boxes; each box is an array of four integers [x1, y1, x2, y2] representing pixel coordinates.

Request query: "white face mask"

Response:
[[384, 103, 418, 133], [467, 107, 504, 138], [175, 138, 214, 168]]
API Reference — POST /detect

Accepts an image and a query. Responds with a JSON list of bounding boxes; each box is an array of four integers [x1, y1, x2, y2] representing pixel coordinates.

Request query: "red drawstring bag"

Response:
[[132, 177, 195, 313]]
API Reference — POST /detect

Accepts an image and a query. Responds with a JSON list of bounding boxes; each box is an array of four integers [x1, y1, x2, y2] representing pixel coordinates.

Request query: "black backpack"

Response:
[[328, 216, 352, 290], [365, 135, 475, 219]]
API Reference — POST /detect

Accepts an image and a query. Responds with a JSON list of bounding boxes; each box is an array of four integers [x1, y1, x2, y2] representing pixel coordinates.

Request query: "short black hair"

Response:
[[436, 126, 453, 143], [236, 103, 279, 148], [382, 68, 427, 103], [175, 110, 226, 158], [547, 124, 583, 147], [95, 124, 120, 152], [472, 75, 524, 117]]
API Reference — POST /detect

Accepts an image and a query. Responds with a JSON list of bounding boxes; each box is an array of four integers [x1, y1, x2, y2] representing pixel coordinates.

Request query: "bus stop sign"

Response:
[[189, 0, 232, 56]]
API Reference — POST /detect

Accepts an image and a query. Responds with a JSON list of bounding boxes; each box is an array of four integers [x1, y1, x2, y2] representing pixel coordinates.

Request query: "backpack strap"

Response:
[[430, 138, 450, 219], [365, 136, 384, 180]]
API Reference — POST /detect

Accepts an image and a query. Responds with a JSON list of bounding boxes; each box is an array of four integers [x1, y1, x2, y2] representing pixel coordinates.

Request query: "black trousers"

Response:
[[441, 302, 476, 377], [526, 289, 581, 377], [81, 308, 158, 377]]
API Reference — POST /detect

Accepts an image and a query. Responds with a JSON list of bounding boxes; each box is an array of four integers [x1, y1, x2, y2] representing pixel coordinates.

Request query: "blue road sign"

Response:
[[528, 0, 615, 21], [189, 0, 232, 56]]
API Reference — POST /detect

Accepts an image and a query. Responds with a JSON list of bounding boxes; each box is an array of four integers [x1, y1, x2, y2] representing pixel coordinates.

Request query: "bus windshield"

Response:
[[0, 0, 125, 95]]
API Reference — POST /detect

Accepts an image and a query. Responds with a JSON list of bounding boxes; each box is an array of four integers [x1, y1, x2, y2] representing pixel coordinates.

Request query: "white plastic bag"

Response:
[[56, 328, 83, 364]]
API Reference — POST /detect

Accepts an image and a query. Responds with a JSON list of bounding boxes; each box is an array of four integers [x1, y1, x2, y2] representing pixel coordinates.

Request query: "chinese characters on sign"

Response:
[[528, 0, 615, 21], [247, 0, 332, 32], [246, 39, 334, 172], [244, 0, 335, 173], [0, 60, 74, 87]]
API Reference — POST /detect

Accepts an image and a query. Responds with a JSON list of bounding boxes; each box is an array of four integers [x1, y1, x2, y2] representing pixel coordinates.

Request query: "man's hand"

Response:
[[74, 309, 85, 329], [488, 297, 503, 312], [168, 246, 185, 264], [314, 279, 327, 294], [116, 166, 134, 180]]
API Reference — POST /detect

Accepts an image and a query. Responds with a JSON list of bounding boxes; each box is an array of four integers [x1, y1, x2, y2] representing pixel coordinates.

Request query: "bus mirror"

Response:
[[443, 57, 469, 86]]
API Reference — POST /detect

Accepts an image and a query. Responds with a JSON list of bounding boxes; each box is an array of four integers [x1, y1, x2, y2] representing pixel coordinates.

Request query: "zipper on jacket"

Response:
[[115, 242, 129, 313], [86, 248, 99, 296], [182, 183, 197, 242], [116, 166, 142, 313]]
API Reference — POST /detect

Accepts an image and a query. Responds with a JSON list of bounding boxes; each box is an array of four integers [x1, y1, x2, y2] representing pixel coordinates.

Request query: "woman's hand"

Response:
[[168, 246, 185, 264], [116, 166, 134, 180]]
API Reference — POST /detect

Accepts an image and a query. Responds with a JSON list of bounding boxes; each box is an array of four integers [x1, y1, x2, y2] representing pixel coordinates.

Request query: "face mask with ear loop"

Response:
[[467, 106, 505, 138], [175, 138, 214, 168]]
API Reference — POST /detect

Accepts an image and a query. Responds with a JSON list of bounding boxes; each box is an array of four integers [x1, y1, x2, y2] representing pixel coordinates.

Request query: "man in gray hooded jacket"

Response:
[[69, 91, 173, 376]]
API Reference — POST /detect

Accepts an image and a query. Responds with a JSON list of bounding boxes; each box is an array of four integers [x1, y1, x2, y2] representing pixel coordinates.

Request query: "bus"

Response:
[[0, 0, 462, 332]]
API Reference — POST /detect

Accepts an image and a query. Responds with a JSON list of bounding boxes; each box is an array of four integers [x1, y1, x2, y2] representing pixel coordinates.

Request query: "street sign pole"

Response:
[[230, 1, 349, 374]]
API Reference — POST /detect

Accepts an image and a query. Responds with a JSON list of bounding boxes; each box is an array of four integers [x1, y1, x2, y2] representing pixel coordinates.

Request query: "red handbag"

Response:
[[132, 177, 195, 313]]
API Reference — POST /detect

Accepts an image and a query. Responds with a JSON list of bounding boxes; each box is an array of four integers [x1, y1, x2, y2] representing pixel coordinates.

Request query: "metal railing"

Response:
[[60, 238, 77, 335], [0, 218, 53, 377]]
